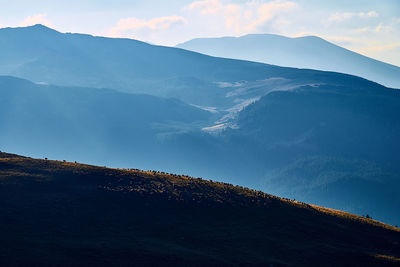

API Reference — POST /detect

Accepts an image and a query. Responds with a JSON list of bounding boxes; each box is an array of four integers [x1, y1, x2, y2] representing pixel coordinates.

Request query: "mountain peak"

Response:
[[293, 34, 328, 42], [23, 24, 60, 33], [0, 24, 61, 35], [28, 23, 50, 29]]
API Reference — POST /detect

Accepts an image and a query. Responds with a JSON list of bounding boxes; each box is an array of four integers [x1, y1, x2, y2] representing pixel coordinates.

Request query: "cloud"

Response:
[[359, 43, 400, 55], [244, 0, 298, 32], [350, 22, 394, 35], [19, 14, 53, 27], [185, 0, 298, 34], [110, 15, 187, 37], [328, 11, 378, 23], [325, 35, 357, 46], [374, 23, 394, 33], [365, 43, 400, 53], [186, 0, 223, 15], [328, 12, 355, 23], [359, 11, 378, 18]]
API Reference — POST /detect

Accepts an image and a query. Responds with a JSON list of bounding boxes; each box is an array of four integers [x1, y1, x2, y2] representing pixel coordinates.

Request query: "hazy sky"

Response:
[[0, 0, 399, 66]]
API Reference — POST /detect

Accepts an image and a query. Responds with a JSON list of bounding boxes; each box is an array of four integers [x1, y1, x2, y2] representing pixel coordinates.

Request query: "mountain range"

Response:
[[0, 25, 399, 226], [176, 34, 400, 89], [0, 24, 390, 107]]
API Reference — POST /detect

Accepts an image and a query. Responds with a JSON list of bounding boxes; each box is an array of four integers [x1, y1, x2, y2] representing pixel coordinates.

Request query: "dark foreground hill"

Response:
[[0, 152, 399, 266]]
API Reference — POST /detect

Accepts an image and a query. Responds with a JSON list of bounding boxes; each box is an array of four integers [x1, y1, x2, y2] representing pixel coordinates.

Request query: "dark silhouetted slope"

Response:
[[177, 34, 400, 89], [0, 152, 399, 266]]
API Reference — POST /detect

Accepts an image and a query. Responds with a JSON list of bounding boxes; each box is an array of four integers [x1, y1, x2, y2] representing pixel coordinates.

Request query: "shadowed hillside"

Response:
[[0, 152, 399, 266], [0, 75, 212, 169], [218, 83, 400, 224]]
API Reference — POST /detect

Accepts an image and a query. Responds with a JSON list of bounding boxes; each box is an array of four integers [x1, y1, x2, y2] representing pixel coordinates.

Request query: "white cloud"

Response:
[[186, 0, 223, 15], [374, 23, 394, 33], [325, 35, 356, 46], [107, 0, 299, 44], [109, 15, 187, 37], [358, 11, 378, 18], [361, 43, 400, 53], [328, 10, 378, 23], [328, 12, 355, 23], [19, 14, 53, 27], [350, 23, 394, 35], [244, 0, 298, 32], [185, 0, 298, 34]]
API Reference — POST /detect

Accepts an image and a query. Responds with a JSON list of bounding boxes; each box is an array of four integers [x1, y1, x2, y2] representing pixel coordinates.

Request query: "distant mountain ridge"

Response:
[[0, 24, 387, 107], [176, 33, 400, 89]]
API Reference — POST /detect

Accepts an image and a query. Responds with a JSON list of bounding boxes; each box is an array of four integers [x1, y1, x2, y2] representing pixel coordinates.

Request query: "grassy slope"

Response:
[[0, 152, 399, 266]]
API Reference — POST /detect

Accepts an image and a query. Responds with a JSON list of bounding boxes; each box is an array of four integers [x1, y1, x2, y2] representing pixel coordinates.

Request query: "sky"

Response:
[[0, 0, 399, 66]]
